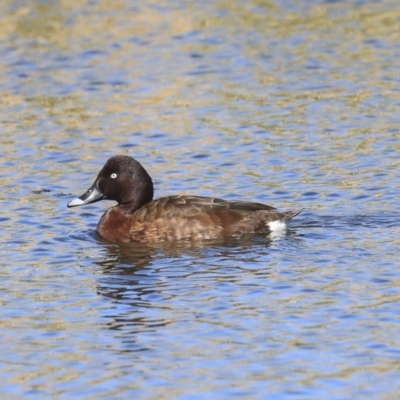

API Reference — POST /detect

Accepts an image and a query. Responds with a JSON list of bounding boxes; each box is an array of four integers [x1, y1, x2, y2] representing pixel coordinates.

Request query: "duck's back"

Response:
[[134, 195, 277, 220]]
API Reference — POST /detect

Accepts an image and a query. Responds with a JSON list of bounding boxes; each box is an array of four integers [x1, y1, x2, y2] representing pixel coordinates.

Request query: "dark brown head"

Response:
[[67, 155, 154, 211]]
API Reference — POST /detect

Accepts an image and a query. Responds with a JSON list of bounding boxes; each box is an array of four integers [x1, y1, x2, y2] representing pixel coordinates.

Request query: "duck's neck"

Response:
[[121, 174, 154, 213]]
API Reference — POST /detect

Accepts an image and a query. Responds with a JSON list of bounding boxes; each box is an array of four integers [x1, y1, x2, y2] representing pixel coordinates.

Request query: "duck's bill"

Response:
[[67, 182, 104, 208]]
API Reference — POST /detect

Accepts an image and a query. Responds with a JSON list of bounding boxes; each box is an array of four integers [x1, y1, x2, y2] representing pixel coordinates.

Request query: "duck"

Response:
[[67, 155, 301, 243]]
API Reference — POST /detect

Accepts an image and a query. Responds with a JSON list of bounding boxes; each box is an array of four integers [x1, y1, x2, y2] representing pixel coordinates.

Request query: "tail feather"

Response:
[[283, 209, 303, 221]]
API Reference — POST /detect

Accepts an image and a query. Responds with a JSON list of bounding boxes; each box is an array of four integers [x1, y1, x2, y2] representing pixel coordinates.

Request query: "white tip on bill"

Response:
[[68, 197, 85, 207]]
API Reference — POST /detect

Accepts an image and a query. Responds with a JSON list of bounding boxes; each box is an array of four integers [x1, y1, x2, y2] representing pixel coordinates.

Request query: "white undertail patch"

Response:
[[268, 220, 288, 239]]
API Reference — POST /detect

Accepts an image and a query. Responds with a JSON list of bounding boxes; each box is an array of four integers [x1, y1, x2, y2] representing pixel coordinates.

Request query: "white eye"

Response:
[[111, 173, 117, 179]]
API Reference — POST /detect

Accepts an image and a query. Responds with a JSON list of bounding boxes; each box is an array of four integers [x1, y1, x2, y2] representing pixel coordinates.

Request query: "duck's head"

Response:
[[67, 155, 154, 208]]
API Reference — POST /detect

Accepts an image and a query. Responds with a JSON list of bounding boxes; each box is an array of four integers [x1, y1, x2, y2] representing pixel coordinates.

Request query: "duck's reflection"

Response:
[[96, 234, 275, 275], [96, 235, 276, 288], [92, 232, 301, 342]]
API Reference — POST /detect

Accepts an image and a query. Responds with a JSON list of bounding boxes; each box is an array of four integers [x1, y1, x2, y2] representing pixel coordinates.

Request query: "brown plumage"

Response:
[[68, 155, 301, 243]]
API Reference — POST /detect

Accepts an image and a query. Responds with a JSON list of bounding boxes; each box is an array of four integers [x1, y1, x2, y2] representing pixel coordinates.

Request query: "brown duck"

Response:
[[68, 155, 301, 243]]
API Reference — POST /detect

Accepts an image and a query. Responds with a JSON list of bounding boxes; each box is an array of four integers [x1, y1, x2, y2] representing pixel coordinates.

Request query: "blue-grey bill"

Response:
[[67, 182, 104, 208]]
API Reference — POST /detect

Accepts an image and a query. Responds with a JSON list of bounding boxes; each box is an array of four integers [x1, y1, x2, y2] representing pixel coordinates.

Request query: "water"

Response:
[[1, 0, 400, 398]]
